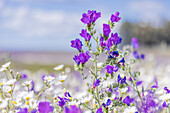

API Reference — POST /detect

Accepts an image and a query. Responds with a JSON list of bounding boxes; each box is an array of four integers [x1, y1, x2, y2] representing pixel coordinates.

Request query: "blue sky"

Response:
[[0, 0, 170, 52]]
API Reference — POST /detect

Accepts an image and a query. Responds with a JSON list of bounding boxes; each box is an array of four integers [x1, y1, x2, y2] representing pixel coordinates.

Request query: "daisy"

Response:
[[5, 79, 16, 86], [22, 80, 32, 87], [44, 76, 55, 82], [123, 106, 138, 113], [58, 75, 67, 82], [54, 64, 64, 71]]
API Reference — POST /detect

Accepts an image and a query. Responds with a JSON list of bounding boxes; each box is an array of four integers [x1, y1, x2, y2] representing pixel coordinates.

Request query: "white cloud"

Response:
[[0, 5, 82, 38], [129, 1, 165, 26]]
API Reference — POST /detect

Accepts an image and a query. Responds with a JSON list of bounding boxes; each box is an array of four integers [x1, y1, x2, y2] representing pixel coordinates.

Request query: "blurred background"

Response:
[[0, 0, 170, 72]]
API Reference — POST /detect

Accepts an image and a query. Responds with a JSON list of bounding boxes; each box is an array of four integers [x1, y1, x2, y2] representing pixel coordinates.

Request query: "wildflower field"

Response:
[[0, 10, 170, 113]]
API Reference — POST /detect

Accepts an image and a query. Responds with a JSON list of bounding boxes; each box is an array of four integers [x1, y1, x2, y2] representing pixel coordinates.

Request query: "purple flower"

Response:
[[100, 36, 105, 47], [73, 55, 80, 65], [105, 37, 113, 48], [108, 51, 119, 58], [164, 87, 170, 94], [137, 91, 160, 113], [93, 79, 101, 88], [58, 97, 66, 107], [123, 96, 134, 106], [110, 11, 121, 23], [96, 108, 103, 113], [21, 73, 27, 80], [78, 51, 91, 64], [133, 51, 140, 59], [103, 24, 111, 37], [118, 58, 125, 66], [106, 65, 119, 74], [38, 102, 53, 113], [71, 39, 83, 51], [80, 29, 91, 41], [117, 74, 127, 84], [131, 38, 140, 49], [73, 51, 91, 64], [136, 81, 143, 86], [151, 81, 158, 89], [31, 109, 37, 113], [141, 54, 145, 60], [162, 101, 168, 107], [17, 108, 28, 113], [81, 10, 101, 25], [110, 33, 122, 45], [65, 105, 82, 113], [106, 99, 112, 106], [106, 65, 113, 74]]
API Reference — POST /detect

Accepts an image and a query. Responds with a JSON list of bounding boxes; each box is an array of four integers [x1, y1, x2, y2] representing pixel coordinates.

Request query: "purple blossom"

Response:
[[65, 105, 82, 113], [81, 10, 101, 25], [106, 65, 119, 74], [17, 108, 28, 113], [58, 97, 66, 107], [21, 73, 27, 80], [73, 55, 80, 65], [31, 109, 37, 113], [123, 96, 134, 106], [108, 51, 119, 58], [73, 51, 91, 64], [100, 36, 105, 47], [103, 24, 111, 37], [137, 91, 160, 113], [133, 51, 140, 59], [71, 39, 83, 51], [162, 101, 168, 107], [96, 108, 103, 113], [151, 81, 158, 89], [80, 29, 91, 41], [131, 38, 140, 49], [106, 65, 113, 74], [93, 79, 101, 88], [110, 11, 121, 23], [164, 87, 170, 94], [117, 74, 127, 84], [78, 51, 91, 64], [141, 54, 145, 60], [136, 81, 143, 86], [110, 33, 122, 45], [38, 102, 53, 113], [105, 37, 114, 48]]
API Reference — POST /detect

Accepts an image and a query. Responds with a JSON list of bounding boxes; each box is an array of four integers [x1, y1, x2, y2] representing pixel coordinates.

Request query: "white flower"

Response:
[[58, 75, 67, 82], [120, 74, 125, 78], [23, 91, 34, 100], [68, 100, 80, 106], [29, 99, 38, 109], [54, 64, 64, 71], [80, 95, 92, 104], [123, 106, 138, 113], [119, 87, 128, 94], [11, 97, 22, 107], [0, 79, 6, 86], [0, 99, 8, 109], [97, 62, 103, 69], [3, 86, 12, 93], [44, 76, 55, 82], [22, 80, 32, 87], [5, 79, 16, 86], [2, 62, 11, 69]]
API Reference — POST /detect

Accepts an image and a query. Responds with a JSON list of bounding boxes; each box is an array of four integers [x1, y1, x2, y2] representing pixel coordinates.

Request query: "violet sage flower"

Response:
[[38, 102, 53, 113], [93, 79, 101, 89], [96, 107, 103, 113], [131, 38, 140, 49], [81, 10, 101, 25], [71, 38, 83, 51], [103, 24, 111, 37], [80, 29, 91, 41], [123, 96, 134, 106], [110, 11, 121, 23]]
